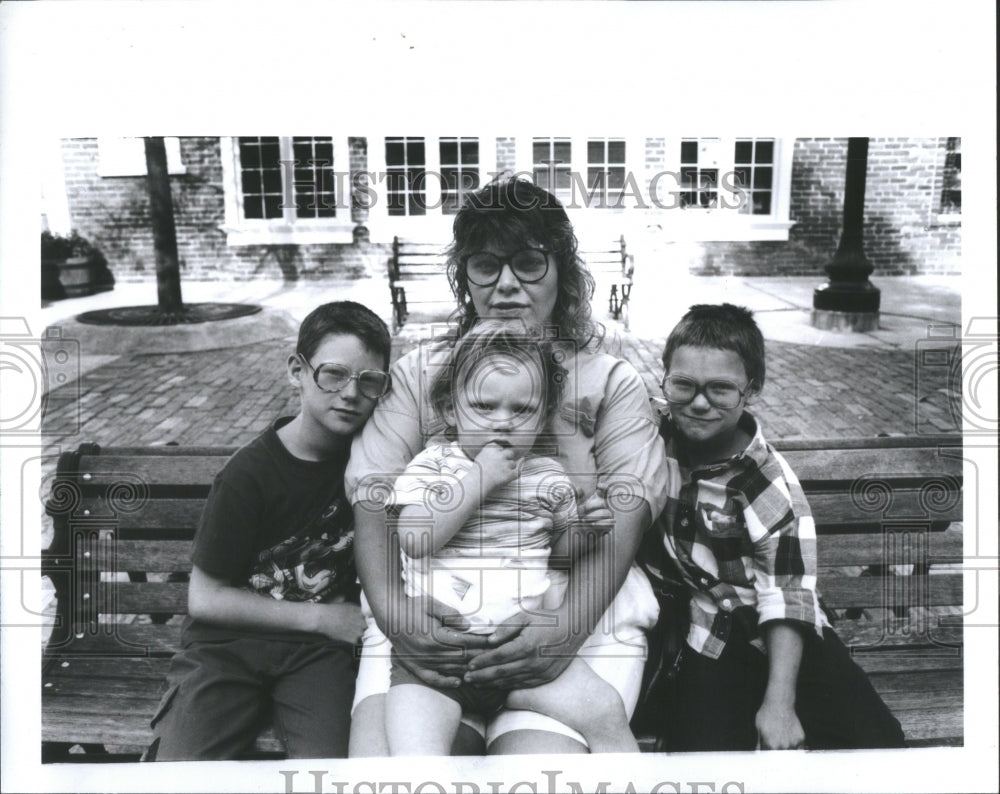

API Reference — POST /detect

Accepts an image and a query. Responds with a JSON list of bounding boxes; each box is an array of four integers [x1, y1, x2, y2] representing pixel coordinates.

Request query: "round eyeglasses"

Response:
[[660, 374, 752, 410], [300, 356, 391, 400], [463, 248, 550, 287]]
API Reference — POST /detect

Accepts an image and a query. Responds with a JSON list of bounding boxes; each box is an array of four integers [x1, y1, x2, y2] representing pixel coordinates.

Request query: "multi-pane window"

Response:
[[386, 137, 427, 216], [587, 139, 627, 207], [237, 136, 337, 220], [532, 137, 572, 201], [941, 137, 961, 214], [678, 137, 775, 214], [440, 137, 480, 214], [733, 138, 775, 215], [679, 138, 720, 209], [291, 137, 336, 218], [238, 137, 283, 219]]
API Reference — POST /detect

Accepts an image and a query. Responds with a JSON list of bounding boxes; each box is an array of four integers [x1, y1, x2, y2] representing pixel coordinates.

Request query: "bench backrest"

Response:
[[45, 436, 963, 656]]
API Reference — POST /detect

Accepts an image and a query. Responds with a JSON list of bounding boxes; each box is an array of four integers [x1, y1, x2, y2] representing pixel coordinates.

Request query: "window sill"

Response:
[[656, 216, 796, 242], [222, 224, 357, 246], [929, 214, 962, 227]]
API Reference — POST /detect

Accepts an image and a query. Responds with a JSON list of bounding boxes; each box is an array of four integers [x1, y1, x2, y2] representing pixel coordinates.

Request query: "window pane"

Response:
[[264, 195, 282, 217], [734, 140, 753, 164], [552, 140, 571, 163], [753, 166, 772, 190], [608, 140, 626, 162], [733, 166, 750, 189], [463, 140, 479, 164], [533, 140, 549, 161], [680, 140, 697, 163], [754, 193, 772, 214], [440, 139, 457, 164], [587, 140, 604, 162], [243, 196, 264, 219], [608, 166, 625, 190], [755, 140, 774, 163], [263, 169, 282, 193], [386, 139, 404, 165]]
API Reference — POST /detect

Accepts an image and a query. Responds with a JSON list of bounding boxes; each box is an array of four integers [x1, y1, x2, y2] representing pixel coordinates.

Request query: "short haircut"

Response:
[[429, 320, 566, 446], [297, 301, 392, 369], [661, 303, 766, 390]]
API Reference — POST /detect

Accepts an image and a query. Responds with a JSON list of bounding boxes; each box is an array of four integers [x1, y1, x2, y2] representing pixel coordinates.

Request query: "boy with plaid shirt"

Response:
[[646, 303, 904, 751]]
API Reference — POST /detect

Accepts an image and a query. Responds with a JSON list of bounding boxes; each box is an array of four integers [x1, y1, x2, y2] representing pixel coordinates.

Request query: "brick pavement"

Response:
[[41, 327, 961, 451]]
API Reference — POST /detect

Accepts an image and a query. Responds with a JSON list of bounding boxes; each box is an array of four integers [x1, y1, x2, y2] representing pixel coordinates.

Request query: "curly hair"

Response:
[[429, 320, 566, 452], [445, 177, 603, 348]]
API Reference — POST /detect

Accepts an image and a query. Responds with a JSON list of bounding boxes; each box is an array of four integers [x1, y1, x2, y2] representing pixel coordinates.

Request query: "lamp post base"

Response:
[[811, 308, 880, 332]]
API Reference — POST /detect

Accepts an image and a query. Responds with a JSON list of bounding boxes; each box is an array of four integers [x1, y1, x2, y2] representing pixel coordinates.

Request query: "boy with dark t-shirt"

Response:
[[643, 303, 904, 751], [148, 301, 391, 760]]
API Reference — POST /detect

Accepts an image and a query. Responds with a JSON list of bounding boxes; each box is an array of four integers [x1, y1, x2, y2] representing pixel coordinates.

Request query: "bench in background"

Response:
[[41, 435, 963, 760], [387, 235, 633, 332]]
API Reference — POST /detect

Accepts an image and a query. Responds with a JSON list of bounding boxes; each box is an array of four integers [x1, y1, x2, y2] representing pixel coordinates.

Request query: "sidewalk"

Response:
[[38, 273, 964, 450]]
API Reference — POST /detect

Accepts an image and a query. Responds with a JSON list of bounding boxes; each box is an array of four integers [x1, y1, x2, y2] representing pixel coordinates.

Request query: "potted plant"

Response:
[[41, 231, 115, 300]]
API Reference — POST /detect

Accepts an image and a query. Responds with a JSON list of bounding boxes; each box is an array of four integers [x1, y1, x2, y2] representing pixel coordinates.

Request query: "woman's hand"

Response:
[[577, 491, 616, 537], [461, 606, 583, 690], [388, 595, 491, 688]]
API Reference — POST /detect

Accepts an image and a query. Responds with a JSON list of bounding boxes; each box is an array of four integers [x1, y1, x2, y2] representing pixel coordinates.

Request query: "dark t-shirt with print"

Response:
[[182, 417, 357, 646]]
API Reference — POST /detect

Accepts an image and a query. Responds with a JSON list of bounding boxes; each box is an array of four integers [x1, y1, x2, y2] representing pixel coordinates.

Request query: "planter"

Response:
[[51, 255, 115, 299]]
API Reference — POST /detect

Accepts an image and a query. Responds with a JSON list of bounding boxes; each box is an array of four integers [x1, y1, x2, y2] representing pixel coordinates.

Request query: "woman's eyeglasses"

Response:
[[463, 248, 550, 287], [299, 357, 391, 399], [660, 374, 752, 410]]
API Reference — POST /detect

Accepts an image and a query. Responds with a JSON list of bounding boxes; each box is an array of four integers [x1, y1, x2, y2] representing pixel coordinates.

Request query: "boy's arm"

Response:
[[187, 564, 365, 643], [756, 622, 806, 749]]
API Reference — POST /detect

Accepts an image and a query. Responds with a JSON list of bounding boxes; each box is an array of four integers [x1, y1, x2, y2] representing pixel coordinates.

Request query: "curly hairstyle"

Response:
[[446, 177, 603, 348], [429, 320, 567, 452]]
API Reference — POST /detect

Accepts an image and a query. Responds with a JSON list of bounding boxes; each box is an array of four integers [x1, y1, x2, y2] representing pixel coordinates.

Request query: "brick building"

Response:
[[42, 136, 961, 283]]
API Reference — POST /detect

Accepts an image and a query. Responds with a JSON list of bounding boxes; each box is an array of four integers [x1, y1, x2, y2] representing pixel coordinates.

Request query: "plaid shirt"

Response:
[[650, 411, 828, 660]]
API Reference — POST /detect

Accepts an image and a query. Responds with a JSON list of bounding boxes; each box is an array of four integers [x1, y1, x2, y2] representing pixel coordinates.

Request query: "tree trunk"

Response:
[[144, 137, 183, 312]]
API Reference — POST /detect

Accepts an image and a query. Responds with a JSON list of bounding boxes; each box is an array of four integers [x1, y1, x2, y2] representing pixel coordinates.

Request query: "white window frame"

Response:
[[97, 137, 187, 177], [652, 137, 795, 242], [365, 135, 496, 243], [220, 135, 354, 246], [513, 135, 646, 241]]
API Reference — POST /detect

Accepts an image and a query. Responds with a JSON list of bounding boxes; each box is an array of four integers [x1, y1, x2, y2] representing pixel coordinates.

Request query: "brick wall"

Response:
[[685, 137, 961, 276], [60, 138, 387, 284]]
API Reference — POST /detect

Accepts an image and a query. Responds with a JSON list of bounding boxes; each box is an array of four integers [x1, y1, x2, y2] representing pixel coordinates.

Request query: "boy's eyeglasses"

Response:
[[299, 356, 391, 399], [464, 248, 550, 287], [660, 374, 752, 410]]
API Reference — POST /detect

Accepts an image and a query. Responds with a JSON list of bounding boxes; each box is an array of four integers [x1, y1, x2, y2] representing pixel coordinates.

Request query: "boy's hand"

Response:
[[755, 702, 806, 750], [314, 601, 367, 644], [473, 441, 520, 493]]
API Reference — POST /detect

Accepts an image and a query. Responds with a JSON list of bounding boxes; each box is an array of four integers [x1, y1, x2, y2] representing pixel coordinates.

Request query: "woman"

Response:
[[345, 177, 670, 755]]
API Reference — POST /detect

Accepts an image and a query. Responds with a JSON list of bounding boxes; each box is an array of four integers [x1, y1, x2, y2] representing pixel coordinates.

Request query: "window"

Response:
[[940, 137, 961, 214], [364, 135, 495, 241], [587, 139, 627, 208], [440, 137, 480, 214], [733, 138, 775, 215], [385, 137, 427, 217], [238, 136, 339, 220], [220, 135, 352, 245], [679, 138, 721, 209], [532, 137, 573, 202]]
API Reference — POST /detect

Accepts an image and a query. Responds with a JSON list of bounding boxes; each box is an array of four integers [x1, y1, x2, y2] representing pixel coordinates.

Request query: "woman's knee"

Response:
[[487, 729, 588, 755]]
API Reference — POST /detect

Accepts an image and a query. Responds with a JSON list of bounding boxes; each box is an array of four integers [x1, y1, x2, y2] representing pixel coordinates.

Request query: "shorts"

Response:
[[353, 564, 657, 747]]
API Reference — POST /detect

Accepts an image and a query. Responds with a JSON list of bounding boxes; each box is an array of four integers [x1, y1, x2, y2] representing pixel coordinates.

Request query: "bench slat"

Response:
[[817, 531, 962, 566], [808, 490, 962, 526], [113, 540, 193, 570], [818, 574, 962, 609], [76, 455, 232, 487], [778, 447, 963, 483], [77, 498, 204, 530], [834, 620, 963, 652]]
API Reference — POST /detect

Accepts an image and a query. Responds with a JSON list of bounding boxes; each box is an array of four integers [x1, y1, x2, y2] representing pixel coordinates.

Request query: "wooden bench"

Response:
[[387, 235, 633, 332], [40, 435, 963, 761]]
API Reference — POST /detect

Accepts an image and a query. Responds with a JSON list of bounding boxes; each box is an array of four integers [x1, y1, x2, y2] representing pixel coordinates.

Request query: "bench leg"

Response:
[[609, 285, 620, 318]]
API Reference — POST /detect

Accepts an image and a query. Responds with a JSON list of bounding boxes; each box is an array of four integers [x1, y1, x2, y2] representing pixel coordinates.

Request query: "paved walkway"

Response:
[[38, 273, 963, 449]]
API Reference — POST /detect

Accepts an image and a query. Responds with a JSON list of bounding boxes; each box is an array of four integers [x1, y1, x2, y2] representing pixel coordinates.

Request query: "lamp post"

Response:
[[811, 137, 880, 332]]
